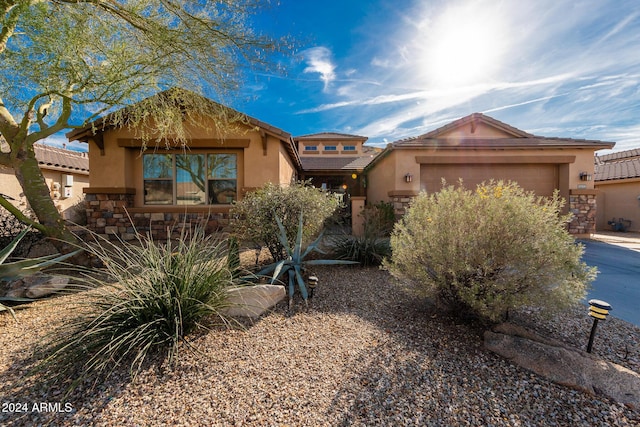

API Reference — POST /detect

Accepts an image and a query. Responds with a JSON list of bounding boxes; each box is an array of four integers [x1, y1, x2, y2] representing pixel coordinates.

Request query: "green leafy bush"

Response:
[[230, 181, 339, 261], [385, 180, 596, 323], [331, 201, 394, 266], [37, 224, 235, 388]]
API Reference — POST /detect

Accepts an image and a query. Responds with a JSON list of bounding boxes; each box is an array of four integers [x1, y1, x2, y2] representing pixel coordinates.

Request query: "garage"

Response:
[[421, 163, 559, 197]]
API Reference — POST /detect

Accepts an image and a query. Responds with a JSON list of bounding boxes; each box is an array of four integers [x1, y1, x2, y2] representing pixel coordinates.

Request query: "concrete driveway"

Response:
[[579, 232, 640, 327]]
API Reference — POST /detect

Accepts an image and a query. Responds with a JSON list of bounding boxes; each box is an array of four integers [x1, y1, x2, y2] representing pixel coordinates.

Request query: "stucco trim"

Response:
[[126, 206, 229, 214], [570, 189, 599, 195], [84, 187, 136, 194], [415, 155, 576, 164], [117, 138, 251, 148], [595, 177, 640, 185], [388, 190, 419, 197]]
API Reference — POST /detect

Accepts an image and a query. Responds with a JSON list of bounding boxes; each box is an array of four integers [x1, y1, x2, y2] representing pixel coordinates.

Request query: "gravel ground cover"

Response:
[[1, 264, 639, 426]]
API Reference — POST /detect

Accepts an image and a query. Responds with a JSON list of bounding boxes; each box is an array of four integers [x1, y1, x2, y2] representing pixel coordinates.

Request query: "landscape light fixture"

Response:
[[586, 299, 612, 353]]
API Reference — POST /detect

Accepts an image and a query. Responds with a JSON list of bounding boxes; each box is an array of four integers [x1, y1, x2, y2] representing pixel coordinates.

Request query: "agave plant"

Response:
[[0, 228, 79, 320], [256, 212, 358, 311]]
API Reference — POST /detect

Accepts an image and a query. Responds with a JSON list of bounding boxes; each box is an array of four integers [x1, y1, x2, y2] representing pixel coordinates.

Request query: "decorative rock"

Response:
[[5, 274, 70, 299], [484, 323, 640, 410], [221, 284, 285, 318]]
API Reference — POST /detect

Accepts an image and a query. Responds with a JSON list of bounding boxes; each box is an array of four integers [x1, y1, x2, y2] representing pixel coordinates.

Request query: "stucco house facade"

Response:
[[0, 143, 89, 221], [365, 113, 614, 237], [66, 89, 617, 240], [594, 148, 640, 232], [66, 93, 301, 239]]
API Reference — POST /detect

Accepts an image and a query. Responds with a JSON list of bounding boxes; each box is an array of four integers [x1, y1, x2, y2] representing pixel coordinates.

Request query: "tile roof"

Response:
[[595, 158, 640, 181], [65, 88, 302, 171], [300, 155, 377, 171], [393, 137, 614, 149], [414, 113, 534, 139], [393, 113, 614, 150], [595, 147, 640, 181], [294, 132, 368, 141], [596, 148, 640, 164], [34, 144, 89, 174]]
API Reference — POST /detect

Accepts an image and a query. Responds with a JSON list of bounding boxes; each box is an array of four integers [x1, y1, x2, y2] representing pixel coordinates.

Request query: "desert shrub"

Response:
[[331, 201, 394, 266], [230, 181, 339, 261], [385, 180, 596, 323], [37, 224, 235, 389]]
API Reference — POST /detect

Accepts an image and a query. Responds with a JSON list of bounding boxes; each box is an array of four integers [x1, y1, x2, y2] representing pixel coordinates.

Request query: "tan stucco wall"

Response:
[[278, 142, 297, 185], [595, 179, 640, 232], [367, 147, 598, 205], [84, 117, 296, 206], [0, 165, 89, 218]]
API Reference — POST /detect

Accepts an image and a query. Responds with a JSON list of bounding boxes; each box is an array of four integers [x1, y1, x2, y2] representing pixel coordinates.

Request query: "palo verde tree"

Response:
[[0, 0, 282, 247]]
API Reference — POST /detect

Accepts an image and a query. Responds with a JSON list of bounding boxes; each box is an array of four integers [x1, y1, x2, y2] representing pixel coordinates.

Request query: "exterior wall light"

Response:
[[586, 299, 612, 353], [579, 172, 592, 181], [404, 173, 413, 183]]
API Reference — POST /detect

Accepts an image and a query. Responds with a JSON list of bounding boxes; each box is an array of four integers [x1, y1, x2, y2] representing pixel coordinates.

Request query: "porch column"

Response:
[[351, 196, 366, 236]]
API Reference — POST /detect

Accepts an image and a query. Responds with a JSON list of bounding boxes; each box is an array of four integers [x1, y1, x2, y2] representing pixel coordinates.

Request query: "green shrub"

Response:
[[230, 181, 339, 261], [385, 180, 596, 323], [37, 224, 235, 389], [331, 201, 394, 266]]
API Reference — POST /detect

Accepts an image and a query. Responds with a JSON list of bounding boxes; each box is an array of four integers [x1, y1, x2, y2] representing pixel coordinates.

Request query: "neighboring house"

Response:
[[365, 113, 614, 237], [594, 148, 640, 232], [0, 143, 89, 221], [66, 91, 301, 239]]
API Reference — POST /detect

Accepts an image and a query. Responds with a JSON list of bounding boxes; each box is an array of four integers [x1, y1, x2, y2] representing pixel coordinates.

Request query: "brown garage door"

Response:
[[421, 164, 559, 197]]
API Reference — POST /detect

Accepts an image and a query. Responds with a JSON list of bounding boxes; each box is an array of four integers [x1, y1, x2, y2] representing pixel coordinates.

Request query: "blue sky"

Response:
[[58, 0, 639, 153]]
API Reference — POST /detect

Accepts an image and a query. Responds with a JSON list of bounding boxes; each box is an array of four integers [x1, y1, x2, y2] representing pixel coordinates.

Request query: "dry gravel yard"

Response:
[[1, 265, 639, 426]]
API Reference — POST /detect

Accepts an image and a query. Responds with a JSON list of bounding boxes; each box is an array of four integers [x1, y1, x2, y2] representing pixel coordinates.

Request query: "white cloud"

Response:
[[301, 47, 336, 91]]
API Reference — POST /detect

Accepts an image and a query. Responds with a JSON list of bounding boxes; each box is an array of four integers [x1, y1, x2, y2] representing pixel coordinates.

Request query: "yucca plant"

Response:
[[36, 223, 236, 391], [256, 212, 358, 311], [0, 228, 79, 321]]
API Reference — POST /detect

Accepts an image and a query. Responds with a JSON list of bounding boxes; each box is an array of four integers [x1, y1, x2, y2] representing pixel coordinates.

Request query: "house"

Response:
[[65, 90, 301, 239], [0, 143, 89, 221], [594, 148, 640, 232], [365, 113, 614, 237], [65, 88, 617, 239]]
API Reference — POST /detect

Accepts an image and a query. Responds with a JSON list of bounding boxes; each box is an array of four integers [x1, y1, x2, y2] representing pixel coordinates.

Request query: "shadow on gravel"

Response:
[[303, 265, 640, 426]]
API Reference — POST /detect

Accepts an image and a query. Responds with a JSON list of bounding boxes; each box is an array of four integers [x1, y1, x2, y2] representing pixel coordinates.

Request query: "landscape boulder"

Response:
[[485, 323, 640, 410], [222, 284, 285, 318], [5, 274, 69, 299]]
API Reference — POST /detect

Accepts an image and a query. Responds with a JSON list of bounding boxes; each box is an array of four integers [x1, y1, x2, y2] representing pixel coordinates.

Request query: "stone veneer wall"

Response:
[[390, 190, 597, 236], [85, 193, 229, 240], [568, 191, 597, 236]]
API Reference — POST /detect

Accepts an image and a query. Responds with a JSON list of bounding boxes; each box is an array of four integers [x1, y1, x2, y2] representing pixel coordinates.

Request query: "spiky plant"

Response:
[[0, 228, 79, 320], [256, 212, 358, 311], [36, 224, 236, 391]]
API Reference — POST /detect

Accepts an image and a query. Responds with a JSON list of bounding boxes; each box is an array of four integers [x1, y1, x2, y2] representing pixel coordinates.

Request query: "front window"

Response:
[[324, 145, 337, 151], [143, 154, 173, 205], [304, 145, 318, 151], [143, 153, 237, 205], [208, 154, 237, 204], [343, 145, 356, 151]]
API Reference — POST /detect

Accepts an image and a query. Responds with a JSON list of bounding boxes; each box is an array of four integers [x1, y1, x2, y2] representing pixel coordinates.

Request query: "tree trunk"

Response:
[[12, 149, 78, 250]]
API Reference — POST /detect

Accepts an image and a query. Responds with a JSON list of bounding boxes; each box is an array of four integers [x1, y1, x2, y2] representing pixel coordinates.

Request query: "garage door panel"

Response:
[[421, 164, 558, 196]]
